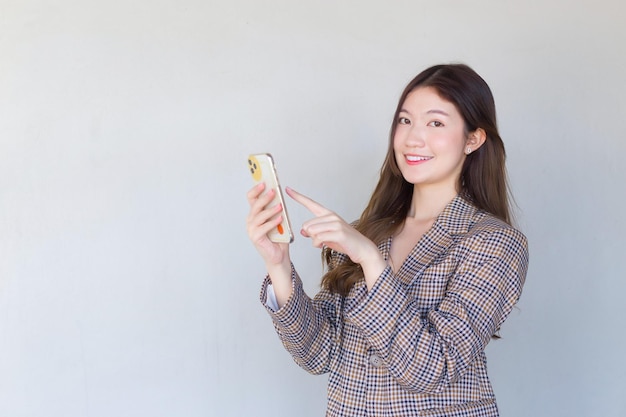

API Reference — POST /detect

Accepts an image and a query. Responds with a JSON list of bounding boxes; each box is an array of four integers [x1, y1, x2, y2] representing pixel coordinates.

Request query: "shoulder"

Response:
[[436, 196, 528, 265], [467, 210, 527, 251], [453, 210, 529, 279], [443, 195, 527, 247], [440, 196, 527, 250], [440, 206, 531, 300]]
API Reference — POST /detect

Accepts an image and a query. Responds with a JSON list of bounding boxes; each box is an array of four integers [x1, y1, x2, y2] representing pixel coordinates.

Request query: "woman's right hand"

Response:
[[246, 182, 290, 266], [246, 183, 293, 307]]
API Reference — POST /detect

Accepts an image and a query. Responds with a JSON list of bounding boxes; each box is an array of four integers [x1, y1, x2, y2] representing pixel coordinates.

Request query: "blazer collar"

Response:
[[435, 194, 480, 236], [381, 194, 479, 281]]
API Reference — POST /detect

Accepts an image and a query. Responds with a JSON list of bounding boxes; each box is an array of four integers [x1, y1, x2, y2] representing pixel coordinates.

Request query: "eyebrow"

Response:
[[399, 108, 450, 117]]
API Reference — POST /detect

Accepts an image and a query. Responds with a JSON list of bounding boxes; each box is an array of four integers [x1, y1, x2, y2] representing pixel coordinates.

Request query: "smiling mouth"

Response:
[[406, 155, 433, 162]]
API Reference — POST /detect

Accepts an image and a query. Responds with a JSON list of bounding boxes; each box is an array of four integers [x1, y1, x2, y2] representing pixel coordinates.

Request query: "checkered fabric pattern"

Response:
[[260, 195, 529, 416]]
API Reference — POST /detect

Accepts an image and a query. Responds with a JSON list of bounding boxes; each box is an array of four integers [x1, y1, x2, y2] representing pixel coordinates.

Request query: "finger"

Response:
[[306, 230, 341, 250], [300, 214, 341, 237], [248, 186, 276, 217], [247, 198, 282, 229], [252, 212, 284, 244], [285, 187, 331, 216], [247, 204, 284, 241], [247, 197, 282, 240], [246, 182, 266, 204]]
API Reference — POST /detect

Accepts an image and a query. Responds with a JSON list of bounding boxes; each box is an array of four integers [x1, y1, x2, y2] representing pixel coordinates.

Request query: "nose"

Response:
[[403, 125, 426, 147]]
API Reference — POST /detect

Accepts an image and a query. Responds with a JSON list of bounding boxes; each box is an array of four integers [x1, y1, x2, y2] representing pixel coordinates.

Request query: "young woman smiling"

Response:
[[246, 64, 529, 417]]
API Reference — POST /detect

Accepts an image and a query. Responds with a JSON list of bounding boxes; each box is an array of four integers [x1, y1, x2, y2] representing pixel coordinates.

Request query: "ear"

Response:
[[465, 128, 486, 153]]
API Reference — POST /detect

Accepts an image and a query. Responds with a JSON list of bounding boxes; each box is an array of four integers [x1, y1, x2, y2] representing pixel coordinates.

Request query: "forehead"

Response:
[[401, 86, 459, 116]]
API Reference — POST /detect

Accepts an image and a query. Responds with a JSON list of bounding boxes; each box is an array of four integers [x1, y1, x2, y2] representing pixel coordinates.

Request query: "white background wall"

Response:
[[1, 1, 624, 416]]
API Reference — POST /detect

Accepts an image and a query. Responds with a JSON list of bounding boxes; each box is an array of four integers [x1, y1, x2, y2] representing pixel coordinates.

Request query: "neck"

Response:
[[407, 184, 459, 221]]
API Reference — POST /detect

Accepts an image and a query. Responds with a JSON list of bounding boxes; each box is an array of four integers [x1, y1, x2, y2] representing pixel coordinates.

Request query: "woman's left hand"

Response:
[[286, 187, 387, 288]]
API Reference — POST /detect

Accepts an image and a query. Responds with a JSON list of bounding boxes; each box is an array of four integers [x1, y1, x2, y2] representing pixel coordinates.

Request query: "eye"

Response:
[[398, 117, 411, 125], [428, 120, 444, 127]]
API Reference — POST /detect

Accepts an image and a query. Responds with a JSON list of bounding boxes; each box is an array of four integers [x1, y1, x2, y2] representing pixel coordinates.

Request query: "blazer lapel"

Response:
[[396, 195, 477, 285]]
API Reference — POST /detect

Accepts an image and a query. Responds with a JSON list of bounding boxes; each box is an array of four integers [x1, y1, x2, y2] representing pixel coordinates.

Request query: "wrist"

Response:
[[358, 245, 386, 286], [265, 260, 294, 309], [266, 258, 291, 278]]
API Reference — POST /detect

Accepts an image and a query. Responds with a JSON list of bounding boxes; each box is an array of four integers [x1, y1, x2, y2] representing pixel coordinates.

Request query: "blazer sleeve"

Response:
[[344, 226, 529, 394], [259, 265, 342, 375]]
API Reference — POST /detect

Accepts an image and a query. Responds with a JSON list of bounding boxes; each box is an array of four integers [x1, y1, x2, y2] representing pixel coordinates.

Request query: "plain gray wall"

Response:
[[1, 1, 625, 416]]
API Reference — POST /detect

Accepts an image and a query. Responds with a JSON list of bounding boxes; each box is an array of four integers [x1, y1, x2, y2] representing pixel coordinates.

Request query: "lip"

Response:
[[404, 154, 433, 165]]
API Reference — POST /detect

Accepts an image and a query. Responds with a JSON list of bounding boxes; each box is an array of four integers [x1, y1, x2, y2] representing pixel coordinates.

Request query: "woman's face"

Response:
[[393, 86, 469, 192]]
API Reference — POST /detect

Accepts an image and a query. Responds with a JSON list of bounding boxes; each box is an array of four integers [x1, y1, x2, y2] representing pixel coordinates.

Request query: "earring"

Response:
[[466, 147, 472, 155]]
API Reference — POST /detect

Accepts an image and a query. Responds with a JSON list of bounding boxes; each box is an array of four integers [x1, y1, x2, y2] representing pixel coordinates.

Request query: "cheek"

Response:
[[430, 133, 466, 154], [392, 131, 402, 151], [392, 135, 403, 160]]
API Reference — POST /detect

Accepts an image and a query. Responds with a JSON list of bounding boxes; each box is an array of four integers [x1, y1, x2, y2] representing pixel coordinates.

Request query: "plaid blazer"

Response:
[[260, 195, 529, 416]]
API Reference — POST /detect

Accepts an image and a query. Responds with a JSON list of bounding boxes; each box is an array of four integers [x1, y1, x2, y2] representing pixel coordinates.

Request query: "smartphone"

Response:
[[247, 153, 294, 243]]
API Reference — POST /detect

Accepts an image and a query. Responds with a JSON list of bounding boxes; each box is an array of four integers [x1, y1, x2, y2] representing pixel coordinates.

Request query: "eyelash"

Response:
[[397, 118, 444, 127]]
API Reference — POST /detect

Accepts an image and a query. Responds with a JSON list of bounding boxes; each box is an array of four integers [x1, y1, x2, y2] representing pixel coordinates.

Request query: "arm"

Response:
[[260, 265, 344, 375], [249, 185, 367, 374], [346, 226, 529, 393]]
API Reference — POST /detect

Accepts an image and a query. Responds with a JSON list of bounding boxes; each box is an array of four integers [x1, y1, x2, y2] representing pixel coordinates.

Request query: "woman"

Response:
[[246, 64, 529, 416]]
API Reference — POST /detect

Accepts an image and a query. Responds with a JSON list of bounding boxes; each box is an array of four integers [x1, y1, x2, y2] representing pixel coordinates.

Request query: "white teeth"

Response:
[[406, 155, 431, 161]]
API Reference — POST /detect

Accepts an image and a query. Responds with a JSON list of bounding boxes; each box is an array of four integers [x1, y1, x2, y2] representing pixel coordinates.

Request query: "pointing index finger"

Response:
[[285, 187, 331, 216]]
